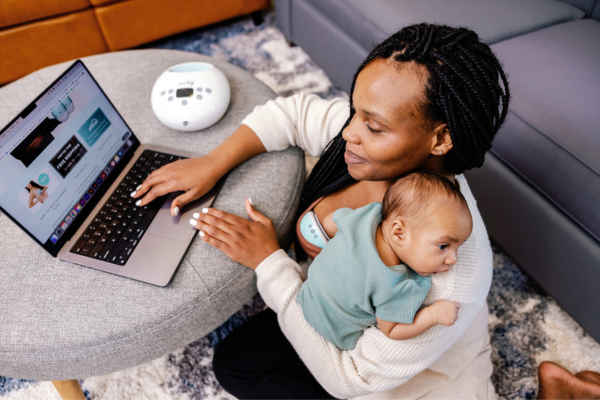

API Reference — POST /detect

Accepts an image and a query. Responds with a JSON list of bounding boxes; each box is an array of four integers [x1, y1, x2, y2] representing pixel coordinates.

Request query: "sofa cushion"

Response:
[[305, 0, 584, 49], [490, 19, 600, 242], [94, 0, 269, 51], [0, 10, 109, 85], [0, 0, 90, 29]]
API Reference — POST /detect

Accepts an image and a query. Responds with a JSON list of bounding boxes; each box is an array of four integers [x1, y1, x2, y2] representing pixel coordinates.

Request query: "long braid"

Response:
[[298, 22, 510, 216]]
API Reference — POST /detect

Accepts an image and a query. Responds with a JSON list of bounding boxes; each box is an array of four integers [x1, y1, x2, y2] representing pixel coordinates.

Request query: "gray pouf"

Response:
[[0, 49, 304, 380]]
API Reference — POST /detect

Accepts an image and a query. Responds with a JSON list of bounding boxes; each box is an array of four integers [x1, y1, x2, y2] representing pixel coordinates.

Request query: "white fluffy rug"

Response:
[[2, 13, 599, 400]]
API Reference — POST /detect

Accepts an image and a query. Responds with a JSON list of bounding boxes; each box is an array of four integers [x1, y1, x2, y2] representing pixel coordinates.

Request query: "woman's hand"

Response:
[[131, 154, 222, 216], [190, 198, 281, 269]]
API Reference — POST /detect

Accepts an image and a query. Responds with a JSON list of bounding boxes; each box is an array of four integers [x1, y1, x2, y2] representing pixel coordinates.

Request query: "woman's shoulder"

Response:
[[426, 174, 494, 306]]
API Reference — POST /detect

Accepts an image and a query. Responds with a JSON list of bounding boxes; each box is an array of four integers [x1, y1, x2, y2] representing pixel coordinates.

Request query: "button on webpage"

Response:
[[196, 95, 202, 100], [205, 88, 212, 93]]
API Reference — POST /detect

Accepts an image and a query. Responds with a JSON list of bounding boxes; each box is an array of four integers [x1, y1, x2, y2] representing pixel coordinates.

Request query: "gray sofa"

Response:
[[275, 0, 600, 341]]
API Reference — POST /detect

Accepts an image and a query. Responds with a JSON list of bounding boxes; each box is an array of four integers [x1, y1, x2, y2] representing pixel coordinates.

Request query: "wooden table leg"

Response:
[[52, 380, 85, 400]]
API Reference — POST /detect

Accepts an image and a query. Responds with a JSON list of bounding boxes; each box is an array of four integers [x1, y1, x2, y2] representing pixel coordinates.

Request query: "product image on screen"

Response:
[[10, 119, 60, 167]]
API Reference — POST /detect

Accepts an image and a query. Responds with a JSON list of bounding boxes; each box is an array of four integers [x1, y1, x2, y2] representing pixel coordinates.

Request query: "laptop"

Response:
[[0, 60, 225, 286]]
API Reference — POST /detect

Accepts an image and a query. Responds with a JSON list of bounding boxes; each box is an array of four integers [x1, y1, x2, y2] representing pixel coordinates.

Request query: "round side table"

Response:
[[0, 50, 304, 391]]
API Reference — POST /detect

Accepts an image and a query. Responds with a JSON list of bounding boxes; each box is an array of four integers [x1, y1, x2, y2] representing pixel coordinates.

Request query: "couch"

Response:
[[275, 0, 600, 342], [0, 0, 269, 85]]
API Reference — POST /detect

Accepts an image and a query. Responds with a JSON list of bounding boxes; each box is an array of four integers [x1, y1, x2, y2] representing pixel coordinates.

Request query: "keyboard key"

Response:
[[100, 245, 113, 260], [90, 244, 104, 258], [69, 150, 187, 264], [71, 239, 87, 254]]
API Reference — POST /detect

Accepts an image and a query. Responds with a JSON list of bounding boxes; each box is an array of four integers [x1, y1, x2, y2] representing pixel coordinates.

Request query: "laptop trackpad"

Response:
[[147, 192, 197, 242]]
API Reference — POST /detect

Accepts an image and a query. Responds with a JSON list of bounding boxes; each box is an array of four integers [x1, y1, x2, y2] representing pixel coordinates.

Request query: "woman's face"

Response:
[[343, 58, 446, 181]]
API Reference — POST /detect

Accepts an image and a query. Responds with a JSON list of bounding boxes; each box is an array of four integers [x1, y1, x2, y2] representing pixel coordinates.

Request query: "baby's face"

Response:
[[388, 203, 473, 276]]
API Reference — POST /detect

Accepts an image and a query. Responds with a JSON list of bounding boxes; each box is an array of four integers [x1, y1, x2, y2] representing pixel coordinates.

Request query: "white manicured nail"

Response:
[[136, 185, 142, 190], [130, 191, 137, 197], [248, 197, 253, 205], [173, 207, 179, 216], [202, 208, 208, 214], [199, 231, 205, 237], [193, 212, 200, 219], [135, 200, 141, 206], [189, 219, 197, 226]]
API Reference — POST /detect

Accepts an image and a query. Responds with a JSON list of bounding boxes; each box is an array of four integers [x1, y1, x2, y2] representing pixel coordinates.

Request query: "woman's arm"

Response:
[[256, 250, 484, 399], [133, 93, 348, 214], [242, 92, 350, 158]]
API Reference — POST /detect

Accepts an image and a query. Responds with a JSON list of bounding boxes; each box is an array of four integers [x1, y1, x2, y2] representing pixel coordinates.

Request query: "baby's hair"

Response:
[[382, 171, 469, 224]]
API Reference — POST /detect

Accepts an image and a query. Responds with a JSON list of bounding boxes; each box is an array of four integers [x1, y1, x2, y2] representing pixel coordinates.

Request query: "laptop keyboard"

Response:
[[70, 150, 186, 265]]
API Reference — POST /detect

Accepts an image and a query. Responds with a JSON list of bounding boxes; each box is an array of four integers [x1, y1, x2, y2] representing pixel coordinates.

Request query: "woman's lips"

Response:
[[344, 149, 367, 165]]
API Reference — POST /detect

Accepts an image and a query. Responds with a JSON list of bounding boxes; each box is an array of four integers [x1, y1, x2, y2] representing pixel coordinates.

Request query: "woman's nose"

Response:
[[342, 117, 361, 144]]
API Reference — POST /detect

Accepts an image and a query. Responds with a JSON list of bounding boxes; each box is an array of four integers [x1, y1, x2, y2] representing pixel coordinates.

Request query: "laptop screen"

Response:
[[0, 60, 140, 255]]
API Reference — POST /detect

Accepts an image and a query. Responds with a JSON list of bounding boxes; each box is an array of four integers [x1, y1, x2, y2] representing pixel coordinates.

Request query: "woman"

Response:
[[134, 24, 507, 398], [26, 181, 48, 208]]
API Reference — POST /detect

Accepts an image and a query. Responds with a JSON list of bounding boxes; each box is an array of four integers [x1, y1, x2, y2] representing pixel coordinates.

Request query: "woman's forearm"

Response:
[[205, 124, 267, 179]]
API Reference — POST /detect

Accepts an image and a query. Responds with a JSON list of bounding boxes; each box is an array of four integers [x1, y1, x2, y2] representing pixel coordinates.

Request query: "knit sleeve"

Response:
[[240, 92, 350, 157], [256, 249, 485, 399]]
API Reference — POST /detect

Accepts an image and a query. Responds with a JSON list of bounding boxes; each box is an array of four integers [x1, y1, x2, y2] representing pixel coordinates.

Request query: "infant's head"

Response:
[[381, 171, 472, 276]]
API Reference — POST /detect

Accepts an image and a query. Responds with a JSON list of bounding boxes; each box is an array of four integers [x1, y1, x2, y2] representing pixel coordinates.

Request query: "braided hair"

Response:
[[298, 23, 509, 214]]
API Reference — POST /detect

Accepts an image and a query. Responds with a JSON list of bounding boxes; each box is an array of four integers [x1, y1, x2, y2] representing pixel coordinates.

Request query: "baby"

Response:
[[296, 171, 473, 350]]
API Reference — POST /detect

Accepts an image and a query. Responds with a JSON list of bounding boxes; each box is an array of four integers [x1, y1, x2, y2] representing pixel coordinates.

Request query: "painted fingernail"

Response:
[[136, 185, 142, 190], [130, 191, 137, 197], [199, 231, 205, 237], [189, 219, 197, 226], [173, 207, 179, 216], [193, 212, 200, 219], [136, 200, 141, 206], [202, 208, 208, 214], [248, 197, 253, 205]]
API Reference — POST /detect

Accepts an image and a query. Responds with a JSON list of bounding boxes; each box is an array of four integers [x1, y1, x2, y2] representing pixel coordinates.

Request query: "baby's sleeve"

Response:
[[375, 279, 430, 324], [332, 208, 354, 224]]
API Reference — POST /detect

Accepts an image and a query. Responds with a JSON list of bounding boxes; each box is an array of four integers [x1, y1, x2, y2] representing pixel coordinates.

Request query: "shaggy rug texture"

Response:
[[2, 13, 599, 400]]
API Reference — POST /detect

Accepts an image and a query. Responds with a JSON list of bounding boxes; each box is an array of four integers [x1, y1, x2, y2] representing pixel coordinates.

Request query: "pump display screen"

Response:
[[176, 88, 194, 98]]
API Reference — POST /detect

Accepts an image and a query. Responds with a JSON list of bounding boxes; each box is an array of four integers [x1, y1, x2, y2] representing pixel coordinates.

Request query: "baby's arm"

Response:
[[376, 300, 460, 340]]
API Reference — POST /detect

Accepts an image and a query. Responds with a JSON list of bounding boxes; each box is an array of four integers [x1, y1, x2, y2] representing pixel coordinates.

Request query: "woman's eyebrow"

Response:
[[363, 109, 391, 126]]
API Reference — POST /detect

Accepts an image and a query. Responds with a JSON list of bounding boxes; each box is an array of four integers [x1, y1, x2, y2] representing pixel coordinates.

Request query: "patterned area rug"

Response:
[[2, 13, 600, 400]]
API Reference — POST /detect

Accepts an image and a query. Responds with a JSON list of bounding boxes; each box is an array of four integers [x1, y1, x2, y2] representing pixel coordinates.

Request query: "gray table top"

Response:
[[0, 49, 304, 380]]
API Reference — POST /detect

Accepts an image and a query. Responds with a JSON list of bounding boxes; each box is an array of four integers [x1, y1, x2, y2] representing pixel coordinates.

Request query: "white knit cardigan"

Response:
[[241, 93, 497, 399]]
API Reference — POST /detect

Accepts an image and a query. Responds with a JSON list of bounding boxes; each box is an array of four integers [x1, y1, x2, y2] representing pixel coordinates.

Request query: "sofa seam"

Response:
[[488, 151, 600, 244], [505, 109, 600, 179]]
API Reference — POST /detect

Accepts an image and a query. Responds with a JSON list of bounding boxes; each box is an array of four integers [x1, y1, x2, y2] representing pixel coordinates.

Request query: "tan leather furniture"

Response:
[[0, 0, 269, 85]]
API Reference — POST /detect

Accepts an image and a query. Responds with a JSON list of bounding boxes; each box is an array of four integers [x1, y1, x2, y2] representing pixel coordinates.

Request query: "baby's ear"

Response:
[[390, 218, 406, 244]]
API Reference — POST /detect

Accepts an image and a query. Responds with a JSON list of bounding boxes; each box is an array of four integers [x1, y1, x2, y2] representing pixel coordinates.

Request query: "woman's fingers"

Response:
[[198, 229, 231, 252], [171, 188, 201, 216], [198, 207, 248, 227], [133, 176, 182, 207], [245, 198, 273, 226], [192, 213, 237, 237]]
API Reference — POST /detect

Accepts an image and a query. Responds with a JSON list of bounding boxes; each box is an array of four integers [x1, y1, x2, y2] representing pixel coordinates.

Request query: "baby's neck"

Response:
[[376, 223, 401, 267]]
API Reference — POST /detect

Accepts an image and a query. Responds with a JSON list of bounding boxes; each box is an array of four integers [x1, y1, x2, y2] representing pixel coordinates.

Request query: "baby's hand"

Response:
[[428, 300, 460, 326]]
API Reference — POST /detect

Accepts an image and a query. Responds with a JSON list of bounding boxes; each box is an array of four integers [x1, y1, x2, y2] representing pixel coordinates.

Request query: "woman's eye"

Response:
[[438, 244, 448, 250], [366, 124, 382, 133]]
